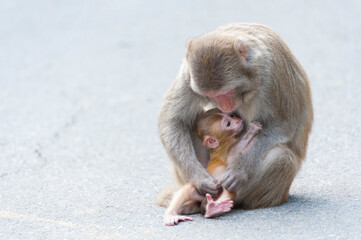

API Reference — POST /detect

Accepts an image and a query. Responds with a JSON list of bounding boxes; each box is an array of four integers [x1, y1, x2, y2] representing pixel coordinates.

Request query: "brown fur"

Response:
[[157, 23, 313, 210]]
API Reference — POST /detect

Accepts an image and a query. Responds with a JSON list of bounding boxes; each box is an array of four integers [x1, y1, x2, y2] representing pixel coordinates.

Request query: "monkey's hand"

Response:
[[220, 167, 248, 192], [194, 173, 222, 197]]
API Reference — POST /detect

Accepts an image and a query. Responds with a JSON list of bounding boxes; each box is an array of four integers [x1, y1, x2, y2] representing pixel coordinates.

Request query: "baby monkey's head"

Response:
[[195, 108, 244, 149]]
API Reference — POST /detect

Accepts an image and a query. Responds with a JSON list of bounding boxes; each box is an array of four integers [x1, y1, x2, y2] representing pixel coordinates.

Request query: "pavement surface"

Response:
[[1, 1, 361, 239]]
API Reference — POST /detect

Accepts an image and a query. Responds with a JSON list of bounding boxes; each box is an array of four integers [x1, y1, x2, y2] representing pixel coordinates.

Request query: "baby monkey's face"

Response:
[[217, 113, 243, 136]]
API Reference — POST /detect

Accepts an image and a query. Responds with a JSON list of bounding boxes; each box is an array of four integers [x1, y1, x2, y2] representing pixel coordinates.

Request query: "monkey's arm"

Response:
[[221, 126, 287, 192], [158, 63, 221, 196]]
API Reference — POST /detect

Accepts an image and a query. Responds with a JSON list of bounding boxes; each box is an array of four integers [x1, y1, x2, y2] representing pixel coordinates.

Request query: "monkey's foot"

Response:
[[204, 194, 233, 218], [164, 214, 193, 226]]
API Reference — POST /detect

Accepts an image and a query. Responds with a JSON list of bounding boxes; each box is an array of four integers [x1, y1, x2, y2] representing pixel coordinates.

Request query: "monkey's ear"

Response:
[[234, 38, 262, 63], [234, 41, 248, 61], [203, 136, 219, 149]]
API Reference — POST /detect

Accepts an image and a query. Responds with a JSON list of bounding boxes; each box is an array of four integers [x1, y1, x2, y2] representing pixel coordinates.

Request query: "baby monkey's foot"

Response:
[[164, 214, 193, 226], [204, 194, 233, 218]]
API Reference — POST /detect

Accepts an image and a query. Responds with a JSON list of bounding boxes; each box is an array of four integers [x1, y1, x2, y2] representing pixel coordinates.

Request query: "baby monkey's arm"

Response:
[[228, 122, 263, 160]]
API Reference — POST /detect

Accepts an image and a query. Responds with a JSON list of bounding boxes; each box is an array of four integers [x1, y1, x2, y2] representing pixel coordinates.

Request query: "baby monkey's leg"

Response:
[[164, 183, 204, 226], [204, 165, 235, 218]]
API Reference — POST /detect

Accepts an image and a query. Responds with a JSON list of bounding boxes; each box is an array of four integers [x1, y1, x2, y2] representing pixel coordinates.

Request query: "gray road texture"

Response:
[[0, 0, 361, 239]]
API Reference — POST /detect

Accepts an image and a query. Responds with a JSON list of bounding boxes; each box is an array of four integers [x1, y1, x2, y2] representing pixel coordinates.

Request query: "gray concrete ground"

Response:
[[1, 1, 361, 239]]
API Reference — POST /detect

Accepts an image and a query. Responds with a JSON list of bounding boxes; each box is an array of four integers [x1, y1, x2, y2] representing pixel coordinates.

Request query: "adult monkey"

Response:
[[157, 23, 313, 211]]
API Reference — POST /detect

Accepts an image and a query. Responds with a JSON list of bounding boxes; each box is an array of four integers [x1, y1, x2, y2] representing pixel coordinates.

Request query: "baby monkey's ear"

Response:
[[203, 136, 219, 149]]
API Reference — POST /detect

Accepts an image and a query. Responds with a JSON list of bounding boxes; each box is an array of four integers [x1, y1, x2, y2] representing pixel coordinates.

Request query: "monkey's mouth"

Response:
[[214, 92, 236, 113]]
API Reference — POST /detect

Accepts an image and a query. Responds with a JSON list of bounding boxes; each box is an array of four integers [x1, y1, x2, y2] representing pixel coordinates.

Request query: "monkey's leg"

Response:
[[157, 134, 212, 209], [156, 165, 205, 210], [156, 184, 181, 207], [164, 183, 204, 226], [210, 164, 236, 201], [178, 200, 201, 215], [236, 146, 299, 209], [204, 165, 235, 218], [157, 186, 202, 215]]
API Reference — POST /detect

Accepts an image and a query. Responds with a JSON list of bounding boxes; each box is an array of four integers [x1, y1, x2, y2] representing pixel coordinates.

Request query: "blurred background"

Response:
[[1, 1, 361, 239]]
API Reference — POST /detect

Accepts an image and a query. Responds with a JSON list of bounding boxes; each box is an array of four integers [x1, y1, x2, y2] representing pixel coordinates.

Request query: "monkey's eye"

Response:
[[230, 113, 235, 118], [226, 122, 231, 127]]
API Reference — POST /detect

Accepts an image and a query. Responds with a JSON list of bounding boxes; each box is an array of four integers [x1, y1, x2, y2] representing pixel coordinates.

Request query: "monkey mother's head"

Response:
[[187, 34, 259, 113]]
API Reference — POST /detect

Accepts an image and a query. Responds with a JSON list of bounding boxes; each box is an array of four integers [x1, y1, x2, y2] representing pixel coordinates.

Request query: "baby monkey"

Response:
[[164, 108, 262, 226]]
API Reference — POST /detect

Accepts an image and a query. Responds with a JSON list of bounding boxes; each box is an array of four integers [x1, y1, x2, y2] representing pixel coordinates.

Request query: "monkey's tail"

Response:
[[155, 184, 181, 207]]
